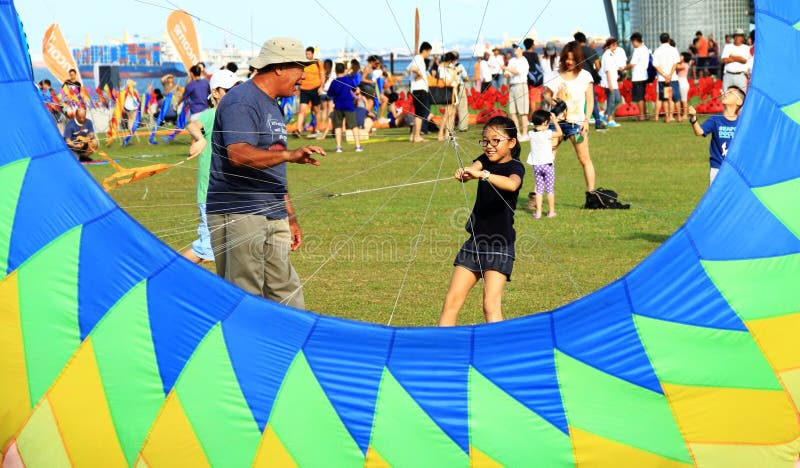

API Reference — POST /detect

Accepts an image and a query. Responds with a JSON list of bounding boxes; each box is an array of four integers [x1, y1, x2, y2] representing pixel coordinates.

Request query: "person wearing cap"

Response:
[[721, 28, 751, 91], [122, 79, 141, 131], [489, 47, 505, 90], [182, 69, 242, 264], [206, 37, 326, 309], [539, 41, 560, 86]]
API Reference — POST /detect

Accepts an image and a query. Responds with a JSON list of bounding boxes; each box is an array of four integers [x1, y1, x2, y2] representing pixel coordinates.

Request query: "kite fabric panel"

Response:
[[1, 0, 800, 466]]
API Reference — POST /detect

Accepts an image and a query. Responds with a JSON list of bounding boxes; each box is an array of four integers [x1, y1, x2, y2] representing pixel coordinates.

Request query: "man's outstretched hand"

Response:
[[289, 146, 327, 165]]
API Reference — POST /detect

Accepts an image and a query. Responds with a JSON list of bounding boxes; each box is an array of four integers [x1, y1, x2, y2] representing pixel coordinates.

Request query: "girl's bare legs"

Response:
[[534, 193, 543, 218], [482, 270, 507, 323], [572, 135, 595, 192], [439, 266, 480, 326], [438, 105, 455, 140], [317, 101, 331, 139], [546, 192, 556, 215]]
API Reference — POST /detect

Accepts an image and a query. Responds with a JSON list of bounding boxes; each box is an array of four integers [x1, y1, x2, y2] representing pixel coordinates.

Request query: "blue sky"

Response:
[[17, 0, 612, 59]]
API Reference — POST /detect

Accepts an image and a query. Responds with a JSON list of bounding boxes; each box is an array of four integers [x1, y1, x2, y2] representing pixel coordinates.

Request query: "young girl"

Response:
[[182, 69, 242, 263], [676, 52, 693, 122], [439, 116, 526, 326], [527, 109, 563, 219]]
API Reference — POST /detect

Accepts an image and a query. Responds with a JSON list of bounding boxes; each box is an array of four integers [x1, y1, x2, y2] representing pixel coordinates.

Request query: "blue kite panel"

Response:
[[222, 296, 316, 431], [553, 281, 662, 393], [78, 208, 176, 338], [627, 228, 747, 331], [7, 153, 115, 273], [387, 326, 472, 453], [759, 0, 800, 26], [0, 82, 67, 166], [303, 317, 393, 453], [725, 88, 800, 187], [0, 2, 28, 82], [148, 260, 244, 394], [686, 163, 800, 261], [472, 313, 568, 434], [751, 12, 800, 106]]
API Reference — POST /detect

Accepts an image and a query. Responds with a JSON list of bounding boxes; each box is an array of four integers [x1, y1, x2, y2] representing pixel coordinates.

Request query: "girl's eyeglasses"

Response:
[[478, 138, 511, 147]]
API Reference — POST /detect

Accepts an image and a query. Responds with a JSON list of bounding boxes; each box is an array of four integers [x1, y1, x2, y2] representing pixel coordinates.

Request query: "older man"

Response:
[[63, 108, 98, 162], [206, 37, 326, 309], [721, 29, 751, 91]]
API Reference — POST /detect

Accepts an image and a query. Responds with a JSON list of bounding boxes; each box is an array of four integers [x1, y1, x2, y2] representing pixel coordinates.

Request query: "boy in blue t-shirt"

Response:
[[687, 85, 745, 184], [327, 62, 363, 153]]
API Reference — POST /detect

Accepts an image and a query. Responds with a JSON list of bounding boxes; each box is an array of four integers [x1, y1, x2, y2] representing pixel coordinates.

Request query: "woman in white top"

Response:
[[437, 52, 459, 141], [539, 41, 561, 88], [600, 38, 622, 127], [545, 41, 597, 193]]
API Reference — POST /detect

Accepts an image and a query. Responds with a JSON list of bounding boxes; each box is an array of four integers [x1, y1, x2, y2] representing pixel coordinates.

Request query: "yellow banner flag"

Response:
[[166, 10, 201, 73], [42, 23, 79, 84]]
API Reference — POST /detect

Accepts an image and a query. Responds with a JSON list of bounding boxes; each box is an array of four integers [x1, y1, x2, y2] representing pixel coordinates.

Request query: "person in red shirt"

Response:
[[695, 31, 709, 77]]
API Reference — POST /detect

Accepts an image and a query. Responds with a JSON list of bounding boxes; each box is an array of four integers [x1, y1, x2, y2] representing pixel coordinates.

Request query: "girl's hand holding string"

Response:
[[454, 167, 481, 182]]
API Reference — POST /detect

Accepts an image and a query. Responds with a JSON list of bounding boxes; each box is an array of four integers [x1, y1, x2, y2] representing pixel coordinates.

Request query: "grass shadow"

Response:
[[626, 232, 670, 243]]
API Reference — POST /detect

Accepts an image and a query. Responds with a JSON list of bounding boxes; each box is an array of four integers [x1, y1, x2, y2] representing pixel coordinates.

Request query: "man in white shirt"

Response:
[[625, 32, 650, 121], [652, 32, 681, 122], [406, 41, 432, 143], [479, 52, 494, 93], [721, 28, 751, 91], [489, 47, 505, 89], [503, 45, 530, 138]]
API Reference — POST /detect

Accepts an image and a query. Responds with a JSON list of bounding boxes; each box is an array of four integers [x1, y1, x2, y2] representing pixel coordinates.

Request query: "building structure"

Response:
[[620, 0, 750, 52]]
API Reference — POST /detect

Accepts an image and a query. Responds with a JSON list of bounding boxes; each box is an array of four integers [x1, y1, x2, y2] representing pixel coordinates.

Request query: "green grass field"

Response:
[[87, 118, 710, 326]]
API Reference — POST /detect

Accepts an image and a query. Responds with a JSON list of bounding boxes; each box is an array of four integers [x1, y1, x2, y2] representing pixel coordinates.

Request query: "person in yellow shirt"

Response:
[[295, 46, 326, 137]]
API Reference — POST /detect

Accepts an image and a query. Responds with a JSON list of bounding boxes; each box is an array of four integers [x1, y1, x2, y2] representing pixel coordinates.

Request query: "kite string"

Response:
[[279, 143, 448, 307], [387, 145, 449, 325]]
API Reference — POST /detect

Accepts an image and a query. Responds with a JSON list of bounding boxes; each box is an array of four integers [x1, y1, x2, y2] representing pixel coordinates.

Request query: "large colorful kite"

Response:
[[2, 0, 799, 466]]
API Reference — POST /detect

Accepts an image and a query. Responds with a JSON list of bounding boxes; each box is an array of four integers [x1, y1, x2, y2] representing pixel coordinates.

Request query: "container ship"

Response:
[[72, 41, 187, 82]]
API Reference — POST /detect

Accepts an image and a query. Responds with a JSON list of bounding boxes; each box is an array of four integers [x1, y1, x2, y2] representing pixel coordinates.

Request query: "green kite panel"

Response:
[[634, 315, 782, 390], [268, 351, 364, 468], [18, 226, 82, 405], [369, 368, 469, 468], [703, 254, 800, 321], [754, 177, 800, 239], [175, 324, 261, 468], [555, 350, 692, 464], [0, 158, 29, 276], [91, 280, 165, 465], [468, 367, 573, 467], [783, 101, 800, 125]]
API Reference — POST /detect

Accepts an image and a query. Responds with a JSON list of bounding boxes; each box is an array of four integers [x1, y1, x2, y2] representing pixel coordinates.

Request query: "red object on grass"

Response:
[[476, 108, 507, 124]]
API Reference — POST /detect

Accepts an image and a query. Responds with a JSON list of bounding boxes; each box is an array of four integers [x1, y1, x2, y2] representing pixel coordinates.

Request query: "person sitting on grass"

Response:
[[527, 109, 563, 219], [687, 85, 745, 184], [439, 116, 526, 326], [63, 108, 98, 163], [327, 62, 363, 153]]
